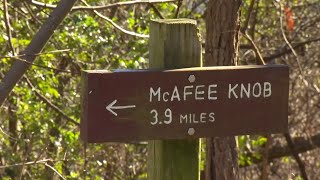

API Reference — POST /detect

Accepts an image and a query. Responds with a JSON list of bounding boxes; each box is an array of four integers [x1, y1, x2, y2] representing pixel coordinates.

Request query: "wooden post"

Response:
[[148, 19, 202, 180]]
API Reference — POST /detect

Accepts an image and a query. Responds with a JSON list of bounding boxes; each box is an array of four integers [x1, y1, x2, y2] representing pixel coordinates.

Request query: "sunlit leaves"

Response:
[[237, 135, 267, 166]]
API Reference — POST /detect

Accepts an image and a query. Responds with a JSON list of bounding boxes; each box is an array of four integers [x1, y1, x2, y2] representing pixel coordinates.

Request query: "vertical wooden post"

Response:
[[148, 19, 202, 180]]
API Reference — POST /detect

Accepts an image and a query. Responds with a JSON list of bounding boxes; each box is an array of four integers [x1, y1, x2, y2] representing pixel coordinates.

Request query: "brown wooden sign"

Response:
[[80, 65, 289, 143]]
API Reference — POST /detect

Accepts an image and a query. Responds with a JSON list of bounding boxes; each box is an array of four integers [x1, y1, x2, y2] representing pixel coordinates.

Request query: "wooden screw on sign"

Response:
[[147, 19, 202, 180]]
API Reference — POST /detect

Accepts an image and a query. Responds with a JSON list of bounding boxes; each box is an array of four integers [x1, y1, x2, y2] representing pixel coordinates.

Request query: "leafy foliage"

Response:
[[0, 0, 319, 179]]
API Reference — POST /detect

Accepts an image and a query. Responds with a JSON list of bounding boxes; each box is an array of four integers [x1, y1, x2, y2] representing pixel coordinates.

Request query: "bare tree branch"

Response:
[[150, 4, 164, 19], [0, 158, 69, 169], [279, 9, 310, 178], [1, 56, 75, 74], [80, 0, 149, 38], [279, 3, 305, 78], [261, 135, 272, 180], [186, 0, 207, 17], [264, 37, 320, 62], [0, 159, 52, 169], [30, 0, 177, 12], [174, 0, 182, 18], [241, 0, 256, 33], [0, 126, 18, 141], [0, 49, 70, 59], [3, 0, 15, 56], [284, 133, 309, 180], [0, 0, 77, 106], [0, 48, 72, 74], [241, 32, 265, 65], [23, 76, 80, 126], [241, 133, 320, 167], [44, 162, 67, 180], [239, 7, 310, 179]]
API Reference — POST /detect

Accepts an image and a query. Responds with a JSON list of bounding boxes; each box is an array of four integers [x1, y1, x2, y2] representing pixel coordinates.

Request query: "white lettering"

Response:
[[208, 84, 218, 100], [150, 87, 160, 102], [163, 92, 169, 102], [184, 85, 193, 101], [164, 108, 172, 124], [188, 114, 193, 123], [192, 113, 198, 123], [263, 82, 272, 97], [180, 114, 188, 123], [228, 82, 272, 99], [195, 85, 205, 100], [171, 86, 181, 101], [240, 83, 250, 98], [252, 82, 262, 97], [200, 113, 206, 123], [179, 112, 215, 124], [150, 109, 158, 125], [228, 84, 238, 99], [209, 112, 215, 122]]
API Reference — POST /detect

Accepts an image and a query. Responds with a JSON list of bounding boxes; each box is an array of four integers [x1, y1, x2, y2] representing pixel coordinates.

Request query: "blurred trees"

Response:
[[0, 0, 319, 179]]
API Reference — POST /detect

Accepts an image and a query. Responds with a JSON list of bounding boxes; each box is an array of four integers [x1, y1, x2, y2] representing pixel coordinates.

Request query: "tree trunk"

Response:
[[0, 0, 77, 106], [204, 0, 242, 179]]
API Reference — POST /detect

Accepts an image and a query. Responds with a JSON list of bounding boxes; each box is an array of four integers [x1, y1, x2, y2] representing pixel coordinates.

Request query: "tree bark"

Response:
[[204, 0, 242, 179], [0, 0, 77, 106]]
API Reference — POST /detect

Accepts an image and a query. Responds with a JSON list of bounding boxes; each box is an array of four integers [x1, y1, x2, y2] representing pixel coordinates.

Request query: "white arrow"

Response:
[[106, 99, 136, 116]]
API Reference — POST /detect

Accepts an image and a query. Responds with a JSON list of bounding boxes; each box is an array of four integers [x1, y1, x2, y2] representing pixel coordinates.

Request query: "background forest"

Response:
[[0, 0, 319, 179]]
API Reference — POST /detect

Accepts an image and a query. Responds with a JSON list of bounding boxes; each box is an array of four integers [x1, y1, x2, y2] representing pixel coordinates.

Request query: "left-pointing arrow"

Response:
[[106, 99, 136, 116]]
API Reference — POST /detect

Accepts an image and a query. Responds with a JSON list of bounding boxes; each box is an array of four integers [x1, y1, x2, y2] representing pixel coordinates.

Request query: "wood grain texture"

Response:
[[148, 19, 202, 180]]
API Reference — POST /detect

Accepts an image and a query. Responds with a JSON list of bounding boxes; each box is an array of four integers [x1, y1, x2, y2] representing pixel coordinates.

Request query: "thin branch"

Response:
[[243, 25, 269, 179], [1, 4, 70, 75], [241, 133, 320, 167], [23, 76, 80, 126], [44, 162, 67, 180], [314, 84, 320, 93], [239, 0, 264, 65], [241, 32, 265, 65], [3, 0, 20, 151], [260, 135, 272, 180], [186, 0, 207, 17], [80, 0, 149, 38], [0, 159, 52, 169], [241, 0, 256, 33], [174, 0, 182, 18], [19, 136, 36, 180], [22, 0, 39, 24], [284, 133, 309, 180], [248, 1, 259, 39], [0, 0, 77, 106], [264, 37, 320, 62], [0, 158, 69, 169], [3, 0, 15, 56], [0, 126, 18, 141], [7, 3, 28, 17], [83, 142, 87, 179], [279, 4, 305, 78], [30, 0, 177, 12], [0, 49, 70, 59], [150, 4, 164, 19], [1, 57, 74, 74], [29, 0, 56, 9]]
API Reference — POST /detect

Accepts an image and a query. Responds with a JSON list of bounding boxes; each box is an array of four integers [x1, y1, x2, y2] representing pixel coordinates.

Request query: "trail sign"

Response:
[[80, 65, 289, 143]]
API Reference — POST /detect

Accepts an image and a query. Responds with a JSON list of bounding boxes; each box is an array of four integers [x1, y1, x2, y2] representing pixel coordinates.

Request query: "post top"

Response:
[[152, 19, 197, 25]]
